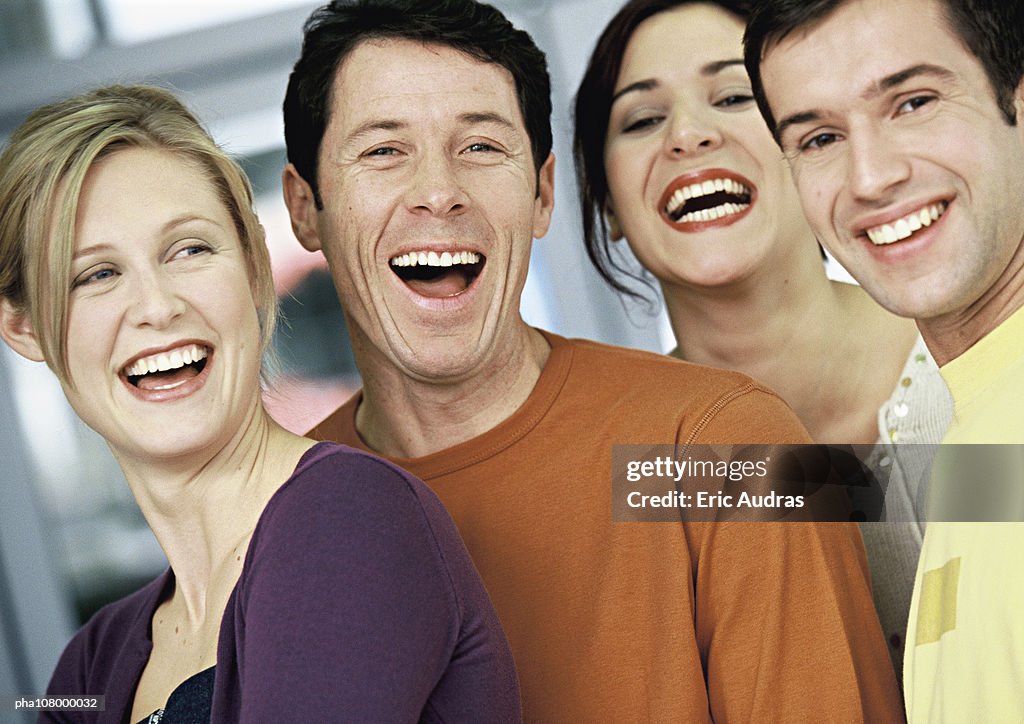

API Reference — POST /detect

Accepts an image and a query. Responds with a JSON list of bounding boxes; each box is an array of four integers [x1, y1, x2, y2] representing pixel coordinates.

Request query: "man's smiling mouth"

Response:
[[389, 249, 485, 298], [865, 202, 948, 245], [124, 344, 209, 391]]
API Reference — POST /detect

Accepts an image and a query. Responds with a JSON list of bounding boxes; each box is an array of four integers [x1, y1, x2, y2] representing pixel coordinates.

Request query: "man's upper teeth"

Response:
[[390, 250, 481, 267], [126, 344, 207, 377], [866, 202, 947, 245], [665, 178, 751, 216]]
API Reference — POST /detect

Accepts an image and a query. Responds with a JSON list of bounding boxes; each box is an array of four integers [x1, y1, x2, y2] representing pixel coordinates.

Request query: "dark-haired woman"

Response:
[[574, 0, 952, 678]]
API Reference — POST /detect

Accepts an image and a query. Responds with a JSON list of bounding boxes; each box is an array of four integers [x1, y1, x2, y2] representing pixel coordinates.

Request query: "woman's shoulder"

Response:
[[262, 441, 449, 530], [245, 442, 465, 590]]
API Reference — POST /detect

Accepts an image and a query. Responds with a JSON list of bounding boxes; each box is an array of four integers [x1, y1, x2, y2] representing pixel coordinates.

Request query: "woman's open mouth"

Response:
[[123, 343, 209, 391], [660, 170, 756, 230]]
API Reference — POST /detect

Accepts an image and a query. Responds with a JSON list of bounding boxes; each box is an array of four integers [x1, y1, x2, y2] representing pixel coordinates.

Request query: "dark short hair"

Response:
[[744, 0, 1024, 140], [573, 0, 751, 299], [284, 0, 552, 208]]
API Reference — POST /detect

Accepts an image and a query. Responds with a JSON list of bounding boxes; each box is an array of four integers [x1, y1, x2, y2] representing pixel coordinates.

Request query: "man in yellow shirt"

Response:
[[745, 0, 1024, 718]]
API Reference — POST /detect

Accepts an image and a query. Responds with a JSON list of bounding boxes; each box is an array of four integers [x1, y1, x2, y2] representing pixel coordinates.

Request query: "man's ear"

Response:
[[532, 153, 556, 240], [0, 299, 45, 362], [282, 163, 324, 252], [604, 204, 624, 241]]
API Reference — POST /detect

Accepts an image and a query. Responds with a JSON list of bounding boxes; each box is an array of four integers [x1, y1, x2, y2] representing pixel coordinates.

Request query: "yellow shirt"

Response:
[[904, 305, 1024, 721]]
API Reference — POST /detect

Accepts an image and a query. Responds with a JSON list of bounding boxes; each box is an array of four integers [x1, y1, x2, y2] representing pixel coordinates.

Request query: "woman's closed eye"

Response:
[[714, 93, 754, 109], [622, 115, 664, 133]]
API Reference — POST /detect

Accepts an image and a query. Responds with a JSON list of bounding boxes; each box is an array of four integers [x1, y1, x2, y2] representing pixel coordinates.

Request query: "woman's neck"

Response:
[[663, 251, 916, 443], [115, 405, 312, 620]]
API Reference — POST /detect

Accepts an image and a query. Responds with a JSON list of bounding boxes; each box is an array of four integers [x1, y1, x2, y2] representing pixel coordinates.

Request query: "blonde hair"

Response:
[[0, 84, 277, 385]]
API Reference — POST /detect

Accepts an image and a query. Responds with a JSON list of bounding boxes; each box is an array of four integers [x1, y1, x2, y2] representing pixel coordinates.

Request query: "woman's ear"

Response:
[[605, 205, 624, 241], [0, 299, 45, 362]]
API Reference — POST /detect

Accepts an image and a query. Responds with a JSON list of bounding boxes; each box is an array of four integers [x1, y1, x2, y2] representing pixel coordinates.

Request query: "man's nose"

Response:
[[406, 150, 470, 217], [847, 130, 912, 203]]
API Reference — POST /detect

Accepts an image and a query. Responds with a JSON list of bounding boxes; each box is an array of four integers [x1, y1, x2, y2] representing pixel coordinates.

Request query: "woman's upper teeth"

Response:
[[125, 344, 208, 377]]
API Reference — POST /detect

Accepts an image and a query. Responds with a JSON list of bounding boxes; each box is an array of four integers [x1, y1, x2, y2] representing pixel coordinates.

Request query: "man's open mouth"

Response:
[[389, 250, 485, 298], [123, 344, 209, 391], [663, 176, 753, 224], [865, 202, 948, 245]]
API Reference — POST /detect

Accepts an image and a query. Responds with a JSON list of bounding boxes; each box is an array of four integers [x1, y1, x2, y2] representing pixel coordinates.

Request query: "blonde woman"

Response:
[[0, 85, 518, 723]]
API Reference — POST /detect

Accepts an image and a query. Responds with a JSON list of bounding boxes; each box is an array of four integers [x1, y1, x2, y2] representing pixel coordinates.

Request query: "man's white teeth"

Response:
[[674, 202, 750, 224], [125, 344, 207, 377], [390, 250, 481, 267], [866, 202, 947, 245], [665, 178, 751, 217]]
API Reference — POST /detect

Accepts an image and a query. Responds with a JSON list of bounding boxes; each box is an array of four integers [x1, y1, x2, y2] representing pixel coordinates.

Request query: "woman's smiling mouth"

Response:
[[123, 343, 209, 391], [659, 169, 756, 231]]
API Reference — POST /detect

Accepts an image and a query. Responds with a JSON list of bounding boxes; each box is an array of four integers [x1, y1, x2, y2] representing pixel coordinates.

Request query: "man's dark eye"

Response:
[[801, 132, 839, 152]]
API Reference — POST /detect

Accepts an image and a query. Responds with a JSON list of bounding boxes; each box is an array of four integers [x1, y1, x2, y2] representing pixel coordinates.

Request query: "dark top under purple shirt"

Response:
[[41, 442, 520, 723]]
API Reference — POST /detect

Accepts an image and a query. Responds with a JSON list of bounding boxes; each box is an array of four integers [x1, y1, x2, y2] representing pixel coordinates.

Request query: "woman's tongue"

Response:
[[135, 365, 198, 391]]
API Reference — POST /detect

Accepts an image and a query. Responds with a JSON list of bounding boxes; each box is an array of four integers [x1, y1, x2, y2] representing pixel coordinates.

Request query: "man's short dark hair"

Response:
[[744, 0, 1024, 141], [284, 0, 552, 208], [572, 0, 751, 300]]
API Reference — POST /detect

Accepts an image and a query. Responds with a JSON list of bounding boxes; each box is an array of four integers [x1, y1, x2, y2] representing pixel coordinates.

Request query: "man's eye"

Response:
[[800, 132, 839, 152], [365, 147, 399, 157], [623, 116, 662, 133], [465, 142, 499, 153], [897, 95, 936, 115]]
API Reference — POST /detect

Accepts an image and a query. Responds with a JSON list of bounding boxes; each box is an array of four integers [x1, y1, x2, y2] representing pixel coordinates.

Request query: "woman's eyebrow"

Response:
[[611, 79, 658, 106], [611, 58, 745, 107]]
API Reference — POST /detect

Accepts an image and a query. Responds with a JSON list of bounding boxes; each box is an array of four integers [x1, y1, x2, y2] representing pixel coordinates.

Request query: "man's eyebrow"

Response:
[[459, 111, 518, 131], [775, 64, 957, 144], [775, 111, 823, 145], [863, 63, 956, 100], [345, 119, 405, 144]]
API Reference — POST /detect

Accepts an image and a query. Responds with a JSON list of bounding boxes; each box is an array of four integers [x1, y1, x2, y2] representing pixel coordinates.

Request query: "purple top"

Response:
[[42, 443, 520, 723]]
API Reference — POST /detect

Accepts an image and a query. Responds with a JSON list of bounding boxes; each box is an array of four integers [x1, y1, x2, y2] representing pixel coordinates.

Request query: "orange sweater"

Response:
[[310, 332, 902, 722]]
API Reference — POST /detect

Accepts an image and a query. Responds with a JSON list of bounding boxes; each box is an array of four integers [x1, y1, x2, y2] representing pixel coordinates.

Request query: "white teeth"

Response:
[[866, 202, 948, 245], [125, 344, 208, 377], [673, 202, 750, 224], [389, 250, 482, 267], [664, 178, 752, 216]]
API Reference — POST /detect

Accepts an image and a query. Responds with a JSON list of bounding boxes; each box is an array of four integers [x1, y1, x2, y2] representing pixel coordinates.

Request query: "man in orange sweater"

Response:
[[281, 0, 902, 719]]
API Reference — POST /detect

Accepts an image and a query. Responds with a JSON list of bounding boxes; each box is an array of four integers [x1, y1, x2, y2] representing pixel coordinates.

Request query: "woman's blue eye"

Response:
[[73, 267, 116, 289], [173, 244, 212, 260]]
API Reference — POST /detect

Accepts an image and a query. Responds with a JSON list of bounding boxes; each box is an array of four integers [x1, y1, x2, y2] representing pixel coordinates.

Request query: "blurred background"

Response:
[[0, 0, 676, 710]]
